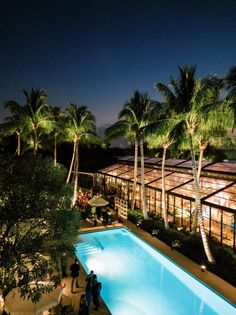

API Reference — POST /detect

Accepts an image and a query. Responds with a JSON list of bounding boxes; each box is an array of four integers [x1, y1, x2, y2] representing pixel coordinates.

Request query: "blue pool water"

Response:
[[75, 228, 236, 315]]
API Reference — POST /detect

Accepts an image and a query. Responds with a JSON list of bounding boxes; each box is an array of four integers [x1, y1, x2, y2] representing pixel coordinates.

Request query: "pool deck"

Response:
[[63, 218, 236, 314]]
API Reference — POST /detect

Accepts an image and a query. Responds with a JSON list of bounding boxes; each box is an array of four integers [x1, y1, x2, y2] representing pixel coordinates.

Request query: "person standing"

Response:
[[86, 270, 96, 286], [85, 281, 93, 309], [70, 258, 80, 293], [78, 294, 90, 315], [92, 278, 102, 310]]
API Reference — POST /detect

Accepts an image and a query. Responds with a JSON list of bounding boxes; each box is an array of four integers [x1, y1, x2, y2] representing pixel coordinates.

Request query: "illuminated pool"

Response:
[[75, 228, 235, 315]]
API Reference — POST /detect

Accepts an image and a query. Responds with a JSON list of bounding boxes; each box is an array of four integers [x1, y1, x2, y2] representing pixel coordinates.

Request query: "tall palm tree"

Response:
[[65, 104, 99, 206], [48, 107, 67, 167], [105, 118, 139, 211], [156, 66, 216, 263], [21, 88, 52, 154], [156, 65, 196, 115], [224, 65, 236, 129], [194, 111, 232, 181], [146, 120, 175, 229], [1, 101, 25, 156], [106, 90, 155, 219], [3, 88, 52, 155]]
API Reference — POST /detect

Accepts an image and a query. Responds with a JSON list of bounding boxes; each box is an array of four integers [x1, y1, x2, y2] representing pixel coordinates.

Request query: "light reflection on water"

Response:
[[75, 228, 235, 315]]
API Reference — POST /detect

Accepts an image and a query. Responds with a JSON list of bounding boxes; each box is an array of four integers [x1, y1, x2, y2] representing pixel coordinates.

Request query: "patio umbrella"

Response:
[[5, 286, 63, 315], [88, 196, 109, 207]]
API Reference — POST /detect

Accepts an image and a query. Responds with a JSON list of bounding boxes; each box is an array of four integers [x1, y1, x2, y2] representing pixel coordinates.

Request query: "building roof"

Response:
[[97, 157, 236, 213]]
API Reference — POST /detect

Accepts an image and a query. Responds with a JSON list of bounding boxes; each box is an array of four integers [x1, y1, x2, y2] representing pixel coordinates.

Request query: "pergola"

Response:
[[96, 156, 236, 251]]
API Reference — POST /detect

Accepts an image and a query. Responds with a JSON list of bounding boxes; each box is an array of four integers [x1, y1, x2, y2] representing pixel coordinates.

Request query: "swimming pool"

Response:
[[75, 228, 236, 315]]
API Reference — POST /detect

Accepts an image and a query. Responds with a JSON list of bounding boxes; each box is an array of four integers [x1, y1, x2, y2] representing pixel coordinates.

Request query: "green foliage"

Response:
[[127, 209, 143, 224], [0, 153, 80, 301], [208, 246, 236, 286], [178, 234, 205, 263]]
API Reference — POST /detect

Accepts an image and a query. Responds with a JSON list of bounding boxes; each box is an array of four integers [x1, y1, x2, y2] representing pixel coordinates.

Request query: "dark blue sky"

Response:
[[1, 0, 236, 126]]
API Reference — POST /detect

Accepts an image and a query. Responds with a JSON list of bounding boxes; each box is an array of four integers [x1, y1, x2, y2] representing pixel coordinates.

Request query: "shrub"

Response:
[[208, 246, 236, 287], [158, 227, 185, 246], [140, 219, 160, 233], [178, 234, 205, 264], [127, 209, 143, 224]]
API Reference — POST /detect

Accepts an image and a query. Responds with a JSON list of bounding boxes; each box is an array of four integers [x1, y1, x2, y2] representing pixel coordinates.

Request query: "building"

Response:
[[95, 156, 236, 251]]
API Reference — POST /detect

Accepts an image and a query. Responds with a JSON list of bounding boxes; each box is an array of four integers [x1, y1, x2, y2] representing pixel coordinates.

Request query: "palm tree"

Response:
[[3, 88, 53, 155], [224, 66, 236, 129], [156, 66, 216, 263], [156, 65, 196, 115], [146, 120, 175, 229], [64, 104, 99, 206], [195, 112, 232, 181], [106, 90, 155, 219], [1, 101, 25, 156], [48, 107, 67, 167], [21, 88, 52, 154], [105, 118, 139, 211]]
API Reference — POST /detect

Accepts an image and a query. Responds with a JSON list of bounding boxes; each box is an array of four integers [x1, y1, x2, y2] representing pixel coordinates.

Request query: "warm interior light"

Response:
[[201, 265, 206, 272]]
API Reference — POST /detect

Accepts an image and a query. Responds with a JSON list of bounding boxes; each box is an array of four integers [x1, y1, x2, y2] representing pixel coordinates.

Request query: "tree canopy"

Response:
[[0, 153, 80, 301]]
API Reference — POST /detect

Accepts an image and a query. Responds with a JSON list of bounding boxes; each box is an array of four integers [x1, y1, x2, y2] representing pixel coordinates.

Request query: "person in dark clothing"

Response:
[[78, 294, 90, 315], [85, 281, 92, 308], [92, 279, 102, 310], [86, 270, 96, 286], [96, 207, 101, 220], [70, 258, 80, 292]]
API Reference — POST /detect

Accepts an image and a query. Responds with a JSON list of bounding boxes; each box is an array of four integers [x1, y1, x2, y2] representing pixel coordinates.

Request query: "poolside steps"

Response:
[[76, 243, 102, 255]]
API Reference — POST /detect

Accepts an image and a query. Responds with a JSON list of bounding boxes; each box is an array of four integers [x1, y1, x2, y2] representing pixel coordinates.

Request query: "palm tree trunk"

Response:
[[72, 140, 79, 206], [33, 127, 37, 155], [162, 146, 169, 229], [140, 138, 148, 219], [131, 139, 138, 211], [66, 141, 76, 184], [192, 146, 205, 230], [197, 147, 205, 181], [16, 131, 21, 156], [54, 133, 57, 167], [189, 134, 215, 263]]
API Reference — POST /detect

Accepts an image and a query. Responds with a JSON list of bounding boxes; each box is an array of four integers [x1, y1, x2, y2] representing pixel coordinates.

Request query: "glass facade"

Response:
[[96, 158, 236, 251]]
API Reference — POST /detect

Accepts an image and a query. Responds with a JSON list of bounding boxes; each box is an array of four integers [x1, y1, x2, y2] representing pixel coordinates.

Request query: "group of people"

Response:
[[78, 270, 102, 314], [94, 207, 112, 226], [70, 259, 102, 314]]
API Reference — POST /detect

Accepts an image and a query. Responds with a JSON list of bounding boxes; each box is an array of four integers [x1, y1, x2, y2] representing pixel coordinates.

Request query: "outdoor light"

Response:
[[151, 229, 159, 237], [201, 265, 206, 272]]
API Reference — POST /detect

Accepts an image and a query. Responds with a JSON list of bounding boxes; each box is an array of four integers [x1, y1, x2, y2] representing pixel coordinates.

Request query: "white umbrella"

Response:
[[88, 196, 109, 207], [5, 286, 63, 315]]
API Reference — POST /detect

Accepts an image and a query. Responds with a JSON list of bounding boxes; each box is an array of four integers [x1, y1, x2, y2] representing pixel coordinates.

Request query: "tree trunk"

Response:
[[192, 147, 205, 230], [16, 131, 21, 156], [33, 128, 37, 155], [197, 147, 205, 181], [162, 146, 169, 229], [189, 134, 215, 263], [131, 139, 138, 211], [72, 140, 79, 207], [54, 133, 57, 167], [66, 141, 76, 184], [140, 138, 148, 219]]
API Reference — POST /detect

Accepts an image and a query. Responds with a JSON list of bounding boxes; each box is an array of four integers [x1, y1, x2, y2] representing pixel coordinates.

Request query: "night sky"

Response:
[[1, 0, 236, 127]]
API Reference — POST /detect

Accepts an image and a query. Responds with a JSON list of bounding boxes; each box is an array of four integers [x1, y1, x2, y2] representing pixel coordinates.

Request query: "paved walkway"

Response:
[[63, 218, 236, 314]]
